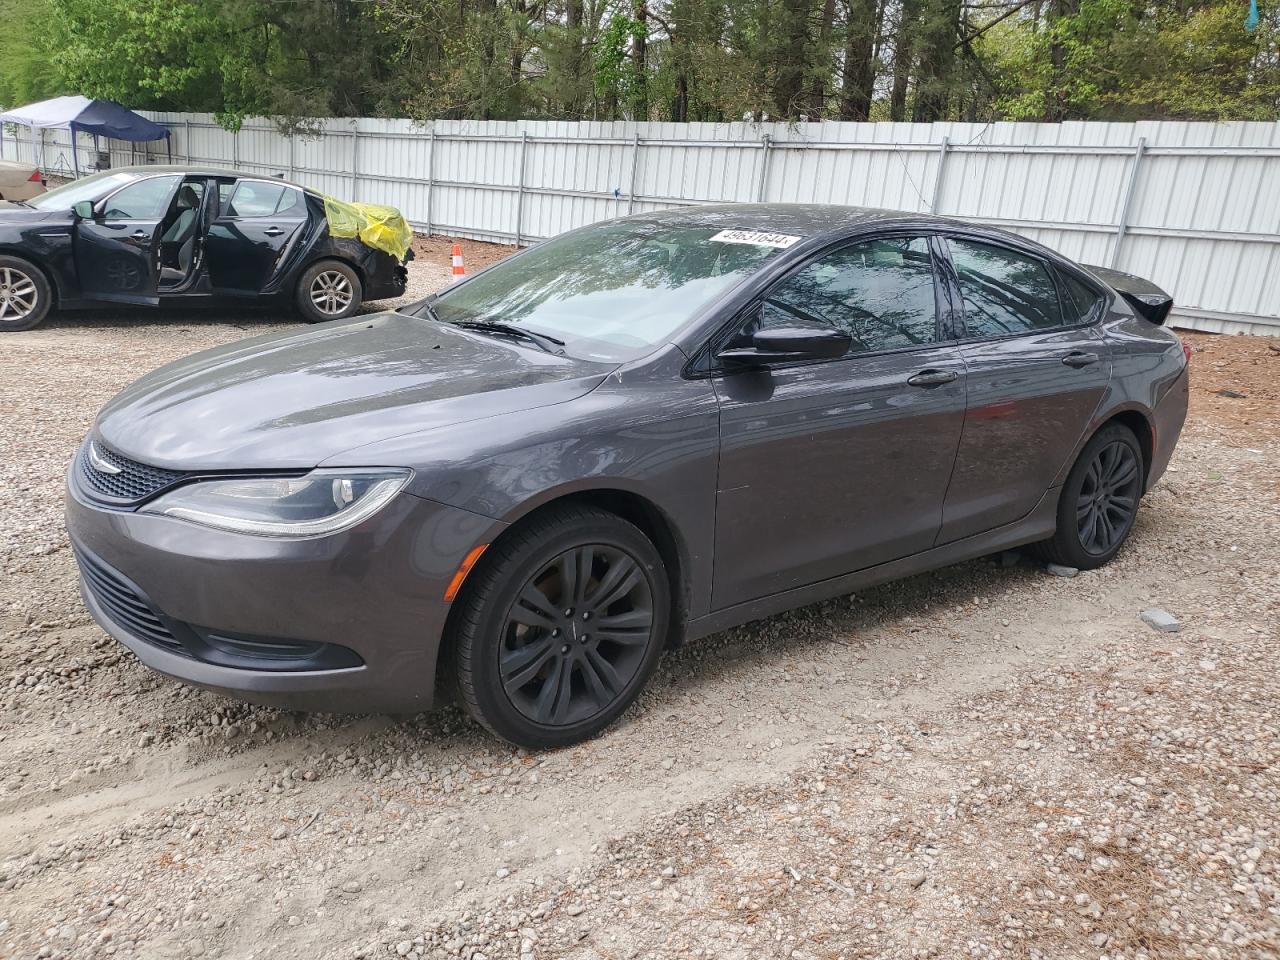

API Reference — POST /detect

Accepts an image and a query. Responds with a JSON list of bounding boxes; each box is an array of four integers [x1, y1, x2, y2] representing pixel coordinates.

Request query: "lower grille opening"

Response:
[[196, 631, 363, 671], [74, 548, 189, 657], [74, 545, 363, 672]]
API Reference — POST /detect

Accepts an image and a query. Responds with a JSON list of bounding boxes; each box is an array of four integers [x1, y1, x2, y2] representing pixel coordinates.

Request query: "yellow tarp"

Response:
[[322, 197, 413, 262]]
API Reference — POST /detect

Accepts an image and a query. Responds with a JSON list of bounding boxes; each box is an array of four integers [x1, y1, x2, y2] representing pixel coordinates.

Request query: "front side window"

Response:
[[28, 170, 135, 211], [948, 238, 1063, 338], [100, 175, 181, 220], [423, 220, 789, 362], [749, 236, 939, 355]]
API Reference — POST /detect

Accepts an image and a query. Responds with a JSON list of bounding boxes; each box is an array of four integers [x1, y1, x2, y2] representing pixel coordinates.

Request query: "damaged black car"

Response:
[[0, 165, 411, 331]]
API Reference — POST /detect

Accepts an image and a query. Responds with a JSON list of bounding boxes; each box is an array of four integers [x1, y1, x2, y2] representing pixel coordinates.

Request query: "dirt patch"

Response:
[[1182, 330, 1280, 441], [0, 285, 1275, 960], [412, 236, 516, 275]]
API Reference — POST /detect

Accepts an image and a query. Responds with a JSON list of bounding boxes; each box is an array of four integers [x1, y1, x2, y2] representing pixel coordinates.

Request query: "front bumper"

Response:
[[65, 475, 498, 713]]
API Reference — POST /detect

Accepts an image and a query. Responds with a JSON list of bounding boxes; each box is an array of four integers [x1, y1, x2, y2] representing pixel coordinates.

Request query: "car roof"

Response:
[[627, 203, 908, 237], [105, 165, 313, 193]]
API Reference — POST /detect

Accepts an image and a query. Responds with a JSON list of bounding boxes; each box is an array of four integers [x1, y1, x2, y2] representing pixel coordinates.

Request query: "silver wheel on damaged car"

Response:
[[312, 270, 353, 315], [0, 266, 37, 321], [296, 259, 362, 323], [0, 256, 52, 332]]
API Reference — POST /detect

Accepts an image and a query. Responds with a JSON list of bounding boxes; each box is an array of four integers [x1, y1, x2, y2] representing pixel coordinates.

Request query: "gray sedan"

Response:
[[65, 205, 1189, 748]]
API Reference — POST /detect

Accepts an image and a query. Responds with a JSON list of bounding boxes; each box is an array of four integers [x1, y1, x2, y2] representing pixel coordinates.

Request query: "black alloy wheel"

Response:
[[1031, 423, 1145, 570], [451, 504, 670, 749], [500, 544, 654, 726], [1076, 439, 1141, 556]]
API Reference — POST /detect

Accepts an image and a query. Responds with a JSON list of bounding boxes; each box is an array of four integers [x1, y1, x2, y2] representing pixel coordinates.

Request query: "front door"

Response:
[[74, 174, 181, 304], [205, 179, 309, 295], [710, 235, 967, 611], [936, 237, 1113, 544]]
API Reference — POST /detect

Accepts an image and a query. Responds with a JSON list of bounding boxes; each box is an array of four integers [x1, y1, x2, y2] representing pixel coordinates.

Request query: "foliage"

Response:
[[1, 0, 1276, 126], [0, 0, 64, 109]]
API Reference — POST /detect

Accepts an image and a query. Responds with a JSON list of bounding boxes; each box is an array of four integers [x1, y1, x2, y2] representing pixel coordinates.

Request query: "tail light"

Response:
[[1181, 338, 1192, 365], [27, 168, 42, 183]]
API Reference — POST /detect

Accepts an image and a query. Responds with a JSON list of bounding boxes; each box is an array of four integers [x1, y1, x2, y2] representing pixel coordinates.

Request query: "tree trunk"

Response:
[[839, 0, 879, 120], [911, 0, 960, 122], [773, 0, 812, 118], [632, 0, 648, 119], [674, 70, 689, 121], [807, 0, 837, 116], [889, 0, 918, 121]]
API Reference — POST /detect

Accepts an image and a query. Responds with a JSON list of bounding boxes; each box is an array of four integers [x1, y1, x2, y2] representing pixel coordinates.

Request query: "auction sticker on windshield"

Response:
[[709, 229, 801, 248]]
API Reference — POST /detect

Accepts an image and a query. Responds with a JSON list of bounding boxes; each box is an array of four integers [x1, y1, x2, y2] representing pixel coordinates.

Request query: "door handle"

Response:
[[907, 369, 959, 387], [263, 226, 284, 237], [1062, 351, 1100, 368], [131, 230, 149, 239]]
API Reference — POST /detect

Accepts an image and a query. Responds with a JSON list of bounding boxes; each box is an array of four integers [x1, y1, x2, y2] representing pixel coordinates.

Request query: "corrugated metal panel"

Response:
[[3, 114, 1278, 333]]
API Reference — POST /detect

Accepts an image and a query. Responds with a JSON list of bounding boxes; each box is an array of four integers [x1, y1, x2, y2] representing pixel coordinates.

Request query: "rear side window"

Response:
[[756, 236, 938, 355], [1058, 271, 1105, 324], [948, 238, 1062, 338], [274, 186, 306, 216], [227, 181, 287, 218]]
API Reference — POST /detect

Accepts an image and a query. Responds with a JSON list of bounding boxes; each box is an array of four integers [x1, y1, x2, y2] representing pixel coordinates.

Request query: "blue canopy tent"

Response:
[[0, 95, 171, 178]]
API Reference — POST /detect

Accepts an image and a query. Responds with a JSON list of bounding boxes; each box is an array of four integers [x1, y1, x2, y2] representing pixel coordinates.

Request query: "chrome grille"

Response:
[[78, 441, 187, 504]]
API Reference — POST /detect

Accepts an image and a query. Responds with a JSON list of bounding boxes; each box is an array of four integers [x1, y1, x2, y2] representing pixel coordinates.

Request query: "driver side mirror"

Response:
[[717, 324, 852, 366], [71, 200, 95, 221]]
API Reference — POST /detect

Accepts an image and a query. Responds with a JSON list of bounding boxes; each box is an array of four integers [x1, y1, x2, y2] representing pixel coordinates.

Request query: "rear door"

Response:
[[205, 179, 309, 295], [73, 174, 181, 304], [710, 234, 968, 610], [936, 236, 1112, 544]]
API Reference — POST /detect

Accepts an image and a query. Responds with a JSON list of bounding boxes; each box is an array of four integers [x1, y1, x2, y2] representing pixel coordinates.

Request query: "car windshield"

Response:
[[418, 220, 792, 361], [27, 171, 138, 211]]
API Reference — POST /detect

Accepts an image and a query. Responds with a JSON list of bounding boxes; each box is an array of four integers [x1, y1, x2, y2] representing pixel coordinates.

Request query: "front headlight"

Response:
[[140, 469, 411, 537]]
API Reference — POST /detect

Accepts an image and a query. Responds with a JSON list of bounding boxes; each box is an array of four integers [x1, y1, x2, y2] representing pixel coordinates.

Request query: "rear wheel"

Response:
[[451, 505, 670, 749], [1032, 423, 1144, 570], [0, 256, 52, 332], [296, 260, 362, 323]]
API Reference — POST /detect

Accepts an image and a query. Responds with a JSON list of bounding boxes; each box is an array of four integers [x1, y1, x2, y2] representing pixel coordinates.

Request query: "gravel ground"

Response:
[[0, 253, 1276, 960]]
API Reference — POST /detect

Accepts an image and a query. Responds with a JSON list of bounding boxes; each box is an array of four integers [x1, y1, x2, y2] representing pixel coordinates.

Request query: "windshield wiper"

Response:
[[451, 320, 566, 354]]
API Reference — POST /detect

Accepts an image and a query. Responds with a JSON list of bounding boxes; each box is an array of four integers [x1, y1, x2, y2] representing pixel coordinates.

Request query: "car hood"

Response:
[[0, 203, 60, 222], [95, 312, 614, 470]]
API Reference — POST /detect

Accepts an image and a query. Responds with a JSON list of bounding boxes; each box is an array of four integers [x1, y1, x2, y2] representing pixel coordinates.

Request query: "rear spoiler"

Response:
[[1083, 264, 1174, 326]]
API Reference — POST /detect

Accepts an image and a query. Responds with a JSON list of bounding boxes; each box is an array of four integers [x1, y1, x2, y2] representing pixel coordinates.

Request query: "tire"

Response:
[[296, 259, 362, 323], [0, 255, 53, 332], [1030, 423, 1144, 570], [451, 504, 671, 749]]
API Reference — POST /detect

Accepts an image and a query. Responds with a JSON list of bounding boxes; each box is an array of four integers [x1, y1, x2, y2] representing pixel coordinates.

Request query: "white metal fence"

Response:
[[4, 114, 1280, 335]]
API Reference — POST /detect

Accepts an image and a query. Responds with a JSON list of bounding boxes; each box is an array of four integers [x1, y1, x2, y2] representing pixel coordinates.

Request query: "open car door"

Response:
[[74, 174, 181, 305], [205, 179, 309, 296]]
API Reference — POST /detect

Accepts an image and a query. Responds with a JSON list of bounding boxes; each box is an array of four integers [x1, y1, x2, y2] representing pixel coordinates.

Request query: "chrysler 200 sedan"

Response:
[[65, 205, 1189, 748], [0, 166, 408, 331]]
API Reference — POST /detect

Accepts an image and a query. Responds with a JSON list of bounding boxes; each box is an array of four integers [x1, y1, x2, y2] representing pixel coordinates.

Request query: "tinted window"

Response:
[[100, 175, 180, 220], [949, 239, 1062, 337], [227, 181, 286, 218], [1059, 271, 1104, 324], [754, 237, 938, 354]]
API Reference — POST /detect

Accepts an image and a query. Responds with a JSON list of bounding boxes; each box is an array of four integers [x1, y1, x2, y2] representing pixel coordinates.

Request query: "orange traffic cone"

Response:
[[451, 243, 465, 282]]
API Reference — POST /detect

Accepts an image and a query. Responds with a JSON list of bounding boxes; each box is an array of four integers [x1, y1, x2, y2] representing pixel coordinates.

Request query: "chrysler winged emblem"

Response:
[[88, 442, 122, 475]]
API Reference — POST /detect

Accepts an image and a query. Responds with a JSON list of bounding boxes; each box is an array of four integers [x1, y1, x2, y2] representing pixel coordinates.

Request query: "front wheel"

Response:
[[451, 505, 670, 749], [0, 256, 52, 332], [1032, 423, 1145, 570], [296, 260, 363, 323]]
